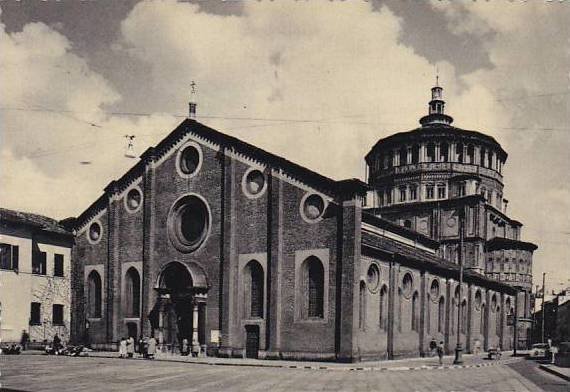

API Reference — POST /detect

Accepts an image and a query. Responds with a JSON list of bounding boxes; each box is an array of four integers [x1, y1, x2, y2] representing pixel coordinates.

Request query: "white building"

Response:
[[0, 208, 73, 345]]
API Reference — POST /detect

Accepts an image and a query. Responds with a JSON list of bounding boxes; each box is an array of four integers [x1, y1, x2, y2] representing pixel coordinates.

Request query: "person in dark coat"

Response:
[[53, 334, 62, 354], [20, 330, 30, 351], [436, 341, 444, 365]]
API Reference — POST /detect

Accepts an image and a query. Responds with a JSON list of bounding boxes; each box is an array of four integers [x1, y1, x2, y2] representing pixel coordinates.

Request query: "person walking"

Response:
[[126, 336, 135, 359], [146, 336, 157, 360], [437, 341, 444, 365], [474, 339, 481, 357], [138, 337, 146, 358], [20, 330, 30, 351], [429, 338, 437, 357], [182, 338, 189, 356], [119, 337, 127, 358]]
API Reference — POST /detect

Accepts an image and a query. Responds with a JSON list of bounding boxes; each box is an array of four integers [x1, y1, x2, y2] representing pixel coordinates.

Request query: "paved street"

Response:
[[1, 354, 565, 392]]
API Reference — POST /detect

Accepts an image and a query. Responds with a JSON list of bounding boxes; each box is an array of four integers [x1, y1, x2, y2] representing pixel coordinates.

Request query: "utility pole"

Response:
[[541, 272, 546, 343], [453, 208, 465, 365]]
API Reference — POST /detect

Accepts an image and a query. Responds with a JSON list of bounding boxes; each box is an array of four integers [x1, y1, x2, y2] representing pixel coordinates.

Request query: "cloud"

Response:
[[431, 2, 570, 288], [0, 16, 179, 217]]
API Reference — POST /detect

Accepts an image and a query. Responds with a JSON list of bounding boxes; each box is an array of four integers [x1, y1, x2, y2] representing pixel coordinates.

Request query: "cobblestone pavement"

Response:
[[0, 355, 546, 392]]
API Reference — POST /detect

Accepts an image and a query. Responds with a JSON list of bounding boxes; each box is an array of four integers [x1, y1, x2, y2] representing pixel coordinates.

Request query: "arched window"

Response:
[[438, 297, 445, 333], [411, 291, 419, 332], [87, 270, 102, 318], [379, 285, 388, 331], [461, 300, 467, 334], [124, 268, 140, 317], [359, 281, 366, 329], [496, 306, 501, 335], [245, 260, 264, 319], [306, 257, 324, 318], [398, 288, 403, 332]]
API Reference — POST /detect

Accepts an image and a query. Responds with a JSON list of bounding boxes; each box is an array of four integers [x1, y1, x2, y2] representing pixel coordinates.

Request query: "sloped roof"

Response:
[[361, 228, 517, 294], [0, 208, 71, 236], [75, 119, 369, 229]]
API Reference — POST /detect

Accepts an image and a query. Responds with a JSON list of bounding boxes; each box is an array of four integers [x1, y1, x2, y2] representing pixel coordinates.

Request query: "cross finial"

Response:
[[435, 66, 439, 87]]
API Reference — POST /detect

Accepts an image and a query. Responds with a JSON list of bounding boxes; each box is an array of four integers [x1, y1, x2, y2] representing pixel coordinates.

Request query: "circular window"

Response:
[[301, 193, 326, 222], [475, 290, 482, 310], [402, 273, 413, 298], [168, 194, 211, 253], [125, 187, 143, 213], [367, 264, 380, 292], [175, 141, 202, 178], [242, 168, 266, 198], [88, 222, 102, 244], [430, 279, 440, 300]]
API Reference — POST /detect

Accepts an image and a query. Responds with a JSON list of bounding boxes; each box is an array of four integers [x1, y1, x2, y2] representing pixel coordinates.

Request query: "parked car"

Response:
[[529, 343, 550, 359]]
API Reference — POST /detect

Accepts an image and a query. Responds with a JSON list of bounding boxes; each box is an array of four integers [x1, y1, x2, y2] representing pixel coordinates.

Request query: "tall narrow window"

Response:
[[481, 304, 486, 335], [426, 184, 435, 199], [411, 145, 420, 164], [399, 146, 407, 166], [467, 144, 475, 164], [480, 148, 486, 167], [30, 302, 41, 325], [398, 289, 403, 332], [359, 281, 366, 329], [0, 243, 18, 271], [437, 184, 446, 199], [409, 185, 418, 201], [247, 261, 264, 319], [379, 285, 388, 331], [399, 186, 407, 202], [125, 268, 141, 318], [52, 304, 64, 325], [438, 297, 445, 333], [306, 257, 324, 318], [457, 142, 464, 163], [411, 291, 419, 332], [32, 251, 47, 275], [496, 306, 501, 335], [440, 142, 449, 162], [426, 143, 436, 162], [54, 254, 64, 277], [87, 270, 102, 318]]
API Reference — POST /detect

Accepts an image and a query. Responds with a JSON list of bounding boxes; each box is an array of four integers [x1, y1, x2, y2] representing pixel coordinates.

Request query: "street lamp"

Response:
[[453, 208, 465, 365]]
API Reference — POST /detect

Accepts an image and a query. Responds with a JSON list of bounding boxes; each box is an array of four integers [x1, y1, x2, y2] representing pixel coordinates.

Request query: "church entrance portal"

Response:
[[151, 262, 207, 353]]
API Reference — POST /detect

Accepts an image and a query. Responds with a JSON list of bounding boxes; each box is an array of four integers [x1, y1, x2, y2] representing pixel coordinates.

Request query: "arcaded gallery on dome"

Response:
[[70, 84, 536, 362]]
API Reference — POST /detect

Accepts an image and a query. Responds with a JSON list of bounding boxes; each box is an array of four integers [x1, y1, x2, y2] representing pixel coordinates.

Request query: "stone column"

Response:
[[474, 146, 480, 165], [450, 143, 456, 163], [192, 302, 200, 354], [393, 149, 399, 167], [407, 146, 412, 165], [435, 143, 441, 163], [419, 143, 426, 163]]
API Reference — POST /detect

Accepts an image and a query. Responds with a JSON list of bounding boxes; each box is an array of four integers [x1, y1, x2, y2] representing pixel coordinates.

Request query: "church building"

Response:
[[70, 84, 533, 362]]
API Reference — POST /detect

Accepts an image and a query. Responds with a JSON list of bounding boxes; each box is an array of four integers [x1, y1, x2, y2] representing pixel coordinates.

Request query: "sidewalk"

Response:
[[83, 350, 521, 372], [539, 363, 570, 382]]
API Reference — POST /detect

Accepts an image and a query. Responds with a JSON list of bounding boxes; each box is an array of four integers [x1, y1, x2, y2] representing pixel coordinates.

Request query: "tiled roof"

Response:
[[0, 208, 71, 235], [361, 230, 517, 294]]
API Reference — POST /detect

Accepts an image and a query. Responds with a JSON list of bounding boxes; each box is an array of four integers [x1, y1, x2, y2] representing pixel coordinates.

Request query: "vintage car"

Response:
[[529, 343, 550, 359]]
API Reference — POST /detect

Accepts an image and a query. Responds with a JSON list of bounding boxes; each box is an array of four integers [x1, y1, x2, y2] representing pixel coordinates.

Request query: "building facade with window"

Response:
[[365, 84, 537, 349], [70, 96, 521, 361], [0, 209, 73, 344]]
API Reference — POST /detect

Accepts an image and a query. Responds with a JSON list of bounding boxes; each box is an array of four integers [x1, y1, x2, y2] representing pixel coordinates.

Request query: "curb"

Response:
[[539, 364, 570, 382], [83, 354, 521, 372]]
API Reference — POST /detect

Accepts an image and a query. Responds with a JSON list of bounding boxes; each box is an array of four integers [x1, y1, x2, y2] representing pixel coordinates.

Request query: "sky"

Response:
[[0, 0, 569, 291]]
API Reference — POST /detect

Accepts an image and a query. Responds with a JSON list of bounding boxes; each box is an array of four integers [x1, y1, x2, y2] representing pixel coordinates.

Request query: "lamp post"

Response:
[[453, 208, 465, 365]]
